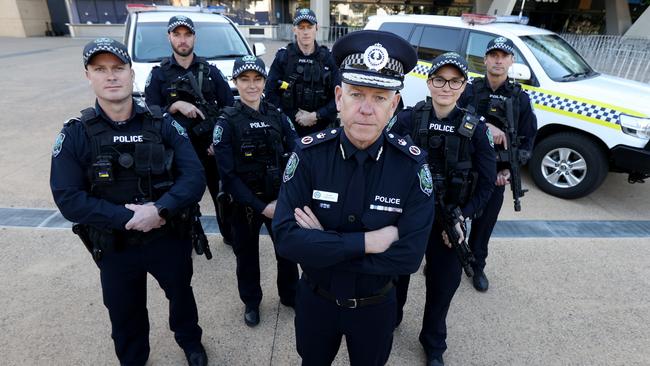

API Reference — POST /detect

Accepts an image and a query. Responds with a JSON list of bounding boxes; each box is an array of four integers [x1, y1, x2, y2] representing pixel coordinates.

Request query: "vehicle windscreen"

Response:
[[133, 21, 249, 62], [520, 34, 597, 82]]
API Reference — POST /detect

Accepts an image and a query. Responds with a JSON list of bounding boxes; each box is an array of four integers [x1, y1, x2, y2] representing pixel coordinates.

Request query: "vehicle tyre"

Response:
[[530, 132, 608, 199]]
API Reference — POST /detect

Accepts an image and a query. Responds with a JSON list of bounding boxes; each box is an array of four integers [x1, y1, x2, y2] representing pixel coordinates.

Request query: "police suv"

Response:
[[366, 14, 650, 199], [124, 5, 266, 99]]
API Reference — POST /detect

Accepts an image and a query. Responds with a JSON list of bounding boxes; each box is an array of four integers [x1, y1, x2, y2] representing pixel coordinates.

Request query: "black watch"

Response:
[[154, 203, 169, 220]]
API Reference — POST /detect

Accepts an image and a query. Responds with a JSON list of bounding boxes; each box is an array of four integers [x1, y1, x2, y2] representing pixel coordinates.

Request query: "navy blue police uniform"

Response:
[[50, 36, 207, 366], [272, 30, 434, 365], [213, 55, 299, 326], [145, 15, 235, 244], [391, 53, 497, 365], [264, 9, 341, 137], [458, 37, 537, 290]]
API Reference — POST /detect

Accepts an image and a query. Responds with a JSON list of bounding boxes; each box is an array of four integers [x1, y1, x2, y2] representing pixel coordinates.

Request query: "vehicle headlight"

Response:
[[619, 114, 650, 139]]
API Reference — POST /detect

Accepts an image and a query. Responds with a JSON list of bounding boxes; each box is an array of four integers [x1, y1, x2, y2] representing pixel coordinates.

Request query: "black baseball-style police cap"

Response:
[[486, 36, 515, 55], [83, 37, 131, 68], [332, 30, 417, 91], [293, 8, 317, 26], [168, 15, 195, 34], [427, 52, 469, 80], [232, 55, 267, 79]]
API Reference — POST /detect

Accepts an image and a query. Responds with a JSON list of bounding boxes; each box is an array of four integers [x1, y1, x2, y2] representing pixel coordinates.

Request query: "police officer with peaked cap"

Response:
[[390, 52, 497, 366], [50, 38, 208, 366], [272, 30, 435, 365], [264, 8, 341, 137], [213, 55, 299, 327], [145, 15, 235, 246], [459, 36, 537, 292]]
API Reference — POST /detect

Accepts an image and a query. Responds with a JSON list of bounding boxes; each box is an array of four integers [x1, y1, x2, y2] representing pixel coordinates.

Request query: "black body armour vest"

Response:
[[81, 107, 174, 205], [280, 43, 333, 112], [160, 57, 219, 141], [412, 99, 479, 206], [471, 77, 521, 130], [222, 102, 288, 201]]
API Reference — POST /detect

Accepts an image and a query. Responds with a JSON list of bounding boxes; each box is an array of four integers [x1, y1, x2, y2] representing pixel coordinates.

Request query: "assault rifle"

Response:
[[169, 71, 220, 139], [487, 98, 530, 212]]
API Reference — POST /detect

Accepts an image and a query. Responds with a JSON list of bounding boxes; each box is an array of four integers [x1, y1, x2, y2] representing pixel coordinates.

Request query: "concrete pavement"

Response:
[[1, 36, 650, 366]]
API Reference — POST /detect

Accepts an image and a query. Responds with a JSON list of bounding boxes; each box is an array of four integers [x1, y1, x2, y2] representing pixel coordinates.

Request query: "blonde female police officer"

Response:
[[273, 30, 435, 366]]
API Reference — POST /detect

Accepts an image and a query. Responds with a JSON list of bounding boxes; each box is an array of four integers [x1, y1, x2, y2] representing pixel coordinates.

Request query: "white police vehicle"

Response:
[[366, 14, 650, 199], [124, 5, 266, 99]]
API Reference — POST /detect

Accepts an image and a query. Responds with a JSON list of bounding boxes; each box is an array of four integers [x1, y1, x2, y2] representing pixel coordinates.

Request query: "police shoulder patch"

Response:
[[485, 127, 495, 148], [171, 119, 188, 138], [52, 132, 65, 157], [213, 125, 223, 145], [418, 164, 433, 197], [283, 152, 299, 182]]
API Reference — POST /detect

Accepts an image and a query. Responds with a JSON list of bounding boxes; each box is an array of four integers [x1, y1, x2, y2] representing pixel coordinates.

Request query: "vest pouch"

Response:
[[295, 83, 304, 108], [92, 155, 114, 185], [302, 87, 314, 110], [134, 143, 166, 176]]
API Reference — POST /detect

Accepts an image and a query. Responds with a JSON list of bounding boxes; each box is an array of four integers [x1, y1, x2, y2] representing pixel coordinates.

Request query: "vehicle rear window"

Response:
[[416, 26, 462, 62], [133, 21, 249, 62]]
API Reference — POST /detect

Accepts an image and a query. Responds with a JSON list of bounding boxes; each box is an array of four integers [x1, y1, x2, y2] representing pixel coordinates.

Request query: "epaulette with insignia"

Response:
[[63, 117, 81, 127], [384, 131, 425, 162], [298, 127, 340, 149]]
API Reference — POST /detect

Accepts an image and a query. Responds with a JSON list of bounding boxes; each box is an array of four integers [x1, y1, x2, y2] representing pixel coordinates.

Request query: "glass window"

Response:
[[465, 32, 528, 75], [417, 26, 461, 61], [133, 22, 250, 62], [378, 22, 414, 43], [520, 34, 595, 81]]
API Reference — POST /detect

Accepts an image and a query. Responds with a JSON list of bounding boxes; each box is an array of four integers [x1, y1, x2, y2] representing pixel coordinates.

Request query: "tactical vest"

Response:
[[160, 56, 217, 105], [471, 77, 521, 130], [81, 106, 174, 205], [412, 99, 479, 206], [222, 102, 288, 200], [280, 43, 333, 112]]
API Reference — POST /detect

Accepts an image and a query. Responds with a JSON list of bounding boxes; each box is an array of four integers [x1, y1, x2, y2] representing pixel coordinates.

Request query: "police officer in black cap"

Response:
[[213, 56, 299, 327], [390, 52, 496, 366], [459, 36, 537, 292], [50, 38, 208, 366], [145, 15, 235, 245], [264, 8, 341, 137], [273, 30, 435, 365]]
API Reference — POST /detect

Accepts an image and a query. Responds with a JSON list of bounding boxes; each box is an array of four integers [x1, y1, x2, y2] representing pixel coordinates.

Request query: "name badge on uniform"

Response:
[[312, 190, 339, 203]]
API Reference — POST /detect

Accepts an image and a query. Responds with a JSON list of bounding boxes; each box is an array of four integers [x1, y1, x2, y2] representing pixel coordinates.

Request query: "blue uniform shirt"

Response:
[[391, 106, 497, 219], [272, 128, 435, 298], [213, 100, 298, 214], [50, 100, 206, 231], [145, 54, 234, 110]]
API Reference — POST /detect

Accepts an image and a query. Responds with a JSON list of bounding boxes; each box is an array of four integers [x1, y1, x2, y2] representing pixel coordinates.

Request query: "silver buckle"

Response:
[[336, 298, 358, 309]]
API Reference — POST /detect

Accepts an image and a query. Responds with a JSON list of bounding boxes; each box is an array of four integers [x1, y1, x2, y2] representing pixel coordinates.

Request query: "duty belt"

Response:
[[303, 273, 394, 309]]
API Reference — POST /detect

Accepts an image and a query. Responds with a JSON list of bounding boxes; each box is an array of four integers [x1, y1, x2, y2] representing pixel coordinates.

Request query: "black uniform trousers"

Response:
[[295, 277, 397, 366], [468, 185, 505, 271], [231, 204, 298, 307], [97, 231, 202, 366], [193, 138, 233, 244]]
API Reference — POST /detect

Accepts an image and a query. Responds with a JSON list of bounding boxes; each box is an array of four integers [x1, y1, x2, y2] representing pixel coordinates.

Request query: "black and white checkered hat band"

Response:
[[487, 44, 514, 54], [168, 20, 194, 32], [294, 14, 317, 24], [341, 70, 403, 90], [233, 63, 267, 78], [341, 53, 403, 75], [84, 44, 131, 65], [428, 59, 468, 77]]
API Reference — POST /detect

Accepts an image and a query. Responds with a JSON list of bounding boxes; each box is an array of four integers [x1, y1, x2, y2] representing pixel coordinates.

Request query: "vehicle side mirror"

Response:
[[508, 63, 531, 81], [254, 42, 266, 57]]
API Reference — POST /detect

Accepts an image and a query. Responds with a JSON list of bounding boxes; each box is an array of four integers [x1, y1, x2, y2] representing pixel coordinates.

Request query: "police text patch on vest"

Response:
[[312, 190, 339, 203]]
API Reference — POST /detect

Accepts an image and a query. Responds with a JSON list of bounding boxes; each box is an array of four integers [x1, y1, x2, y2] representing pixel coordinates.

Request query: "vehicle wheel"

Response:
[[530, 132, 608, 199]]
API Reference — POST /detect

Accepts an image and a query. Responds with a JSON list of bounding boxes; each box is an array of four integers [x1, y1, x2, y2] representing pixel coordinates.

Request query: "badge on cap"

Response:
[[300, 8, 310, 15], [301, 136, 313, 145], [176, 15, 188, 21], [242, 55, 256, 62], [94, 37, 113, 44], [495, 37, 507, 43], [283, 152, 299, 182], [363, 43, 389, 71]]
